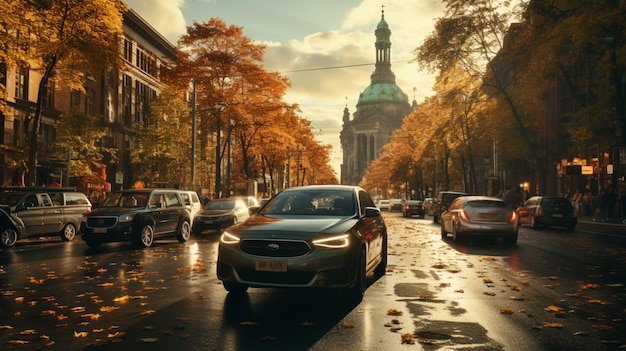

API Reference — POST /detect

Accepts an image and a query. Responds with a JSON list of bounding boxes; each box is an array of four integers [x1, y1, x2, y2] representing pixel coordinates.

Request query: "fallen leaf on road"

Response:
[[401, 333, 415, 344], [74, 331, 88, 338], [140, 337, 158, 343], [342, 320, 355, 328], [500, 308, 514, 314], [387, 309, 403, 316], [542, 322, 563, 328]]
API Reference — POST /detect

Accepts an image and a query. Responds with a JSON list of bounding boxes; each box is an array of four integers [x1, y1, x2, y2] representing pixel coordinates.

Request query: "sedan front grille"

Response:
[[86, 216, 118, 228], [240, 239, 310, 257]]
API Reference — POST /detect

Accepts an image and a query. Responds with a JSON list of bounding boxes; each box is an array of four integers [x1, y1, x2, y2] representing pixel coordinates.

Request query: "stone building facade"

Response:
[[340, 12, 414, 185]]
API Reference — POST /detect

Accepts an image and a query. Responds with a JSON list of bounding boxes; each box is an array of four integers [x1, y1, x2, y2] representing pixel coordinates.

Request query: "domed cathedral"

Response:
[[340, 9, 414, 185]]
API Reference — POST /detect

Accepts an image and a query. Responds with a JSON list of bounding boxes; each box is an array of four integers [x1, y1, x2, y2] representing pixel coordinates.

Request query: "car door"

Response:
[[16, 194, 45, 236], [159, 192, 184, 235], [39, 193, 64, 234], [358, 190, 385, 270]]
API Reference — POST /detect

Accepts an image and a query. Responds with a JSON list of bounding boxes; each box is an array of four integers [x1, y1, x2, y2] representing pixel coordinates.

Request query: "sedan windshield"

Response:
[[260, 190, 356, 216], [205, 200, 235, 210]]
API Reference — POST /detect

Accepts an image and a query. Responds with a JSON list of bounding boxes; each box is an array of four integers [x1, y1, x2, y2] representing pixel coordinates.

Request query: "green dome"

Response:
[[377, 17, 388, 30], [358, 82, 407, 104]]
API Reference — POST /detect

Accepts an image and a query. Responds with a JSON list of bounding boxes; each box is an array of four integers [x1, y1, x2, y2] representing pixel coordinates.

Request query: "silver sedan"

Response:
[[440, 195, 519, 245]]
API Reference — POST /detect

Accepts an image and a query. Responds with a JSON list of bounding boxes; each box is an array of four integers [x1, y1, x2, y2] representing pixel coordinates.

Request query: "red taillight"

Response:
[[459, 210, 471, 222], [508, 211, 518, 223]]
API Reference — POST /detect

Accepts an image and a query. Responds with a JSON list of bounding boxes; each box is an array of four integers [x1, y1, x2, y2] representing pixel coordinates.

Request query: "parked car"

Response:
[[388, 199, 404, 212], [216, 185, 387, 302], [423, 197, 436, 216], [377, 199, 390, 211], [433, 191, 469, 223], [81, 189, 191, 248], [440, 195, 519, 245], [402, 200, 426, 218], [194, 197, 251, 234], [0, 187, 92, 248], [178, 190, 202, 223], [516, 196, 577, 231], [233, 195, 261, 214]]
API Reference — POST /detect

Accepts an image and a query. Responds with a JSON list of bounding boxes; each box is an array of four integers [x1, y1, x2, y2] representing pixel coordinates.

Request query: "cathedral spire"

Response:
[[371, 5, 395, 85]]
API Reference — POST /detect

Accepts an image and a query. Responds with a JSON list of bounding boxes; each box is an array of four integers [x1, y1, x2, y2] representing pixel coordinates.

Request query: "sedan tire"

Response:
[[223, 281, 248, 294], [60, 223, 76, 242], [137, 224, 154, 248], [1, 228, 18, 248], [346, 249, 366, 303], [176, 220, 191, 242]]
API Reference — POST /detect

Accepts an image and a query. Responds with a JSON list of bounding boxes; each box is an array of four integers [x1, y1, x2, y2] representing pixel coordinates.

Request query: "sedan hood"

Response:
[[229, 214, 358, 238], [198, 209, 232, 216]]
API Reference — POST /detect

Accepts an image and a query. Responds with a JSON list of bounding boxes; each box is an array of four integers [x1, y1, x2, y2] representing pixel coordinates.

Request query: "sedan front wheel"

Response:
[[137, 224, 154, 248], [1, 228, 18, 248]]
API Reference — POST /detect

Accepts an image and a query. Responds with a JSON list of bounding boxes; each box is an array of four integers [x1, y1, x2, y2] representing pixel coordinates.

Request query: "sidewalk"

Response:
[[577, 215, 626, 235]]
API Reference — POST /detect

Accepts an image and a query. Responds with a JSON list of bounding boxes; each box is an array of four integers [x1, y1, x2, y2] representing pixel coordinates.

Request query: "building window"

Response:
[[136, 48, 157, 77], [124, 39, 133, 62], [70, 90, 81, 109], [15, 66, 28, 100], [122, 75, 132, 125], [85, 88, 94, 115]]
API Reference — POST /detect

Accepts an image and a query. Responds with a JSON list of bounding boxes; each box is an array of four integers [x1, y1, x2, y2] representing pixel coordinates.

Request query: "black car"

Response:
[[402, 200, 425, 218], [516, 196, 577, 231], [81, 189, 191, 248], [0, 187, 92, 248], [193, 197, 251, 234]]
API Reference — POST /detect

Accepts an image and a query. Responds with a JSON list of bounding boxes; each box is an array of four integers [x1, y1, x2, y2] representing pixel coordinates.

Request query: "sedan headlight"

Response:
[[220, 231, 240, 244], [312, 234, 350, 248], [119, 213, 136, 222]]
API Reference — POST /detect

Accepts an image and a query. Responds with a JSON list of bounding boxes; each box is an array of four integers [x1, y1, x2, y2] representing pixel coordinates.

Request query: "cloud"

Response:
[[123, 0, 445, 176]]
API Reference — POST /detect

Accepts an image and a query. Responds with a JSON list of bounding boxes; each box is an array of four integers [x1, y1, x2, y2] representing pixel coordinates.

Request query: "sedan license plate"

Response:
[[93, 227, 107, 234], [255, 260, 287, 272], [552, 214, 563, 218]]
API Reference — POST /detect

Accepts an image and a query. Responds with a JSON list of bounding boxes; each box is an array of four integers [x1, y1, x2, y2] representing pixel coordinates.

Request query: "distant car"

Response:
[[81, 189, 191, 248], [516, 196, 577, 231], [0, 187, 92, 248], [388, 199, 404, 212], [233, 195, 261, 214], [440, 195, 518, 245], [377, 199, 390, 211], [194, 197, 251, 234], [423, 197, 436, 216], [402, 200, 425, 218], [217, 185, 387, 302], [433, 191, 468, 223]]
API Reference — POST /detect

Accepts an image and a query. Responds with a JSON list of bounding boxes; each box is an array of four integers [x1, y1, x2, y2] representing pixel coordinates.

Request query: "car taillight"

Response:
[[508, 211, 518, 223], [459, 210, 471, 222]]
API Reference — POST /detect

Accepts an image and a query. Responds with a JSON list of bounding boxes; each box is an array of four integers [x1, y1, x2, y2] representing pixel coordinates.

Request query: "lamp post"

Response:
[[213, 102, 228, 198], [190, 81, 197, 191]]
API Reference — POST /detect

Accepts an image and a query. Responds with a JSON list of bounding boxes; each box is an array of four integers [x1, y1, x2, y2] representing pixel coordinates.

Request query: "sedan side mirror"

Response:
[[364, 207, 381, 217]]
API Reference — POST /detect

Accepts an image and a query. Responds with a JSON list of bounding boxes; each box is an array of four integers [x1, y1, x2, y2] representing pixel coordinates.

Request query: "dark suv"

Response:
[[0, 187, 92, 248], [81, 189, 191, 248], [433, 191, 468, 223]]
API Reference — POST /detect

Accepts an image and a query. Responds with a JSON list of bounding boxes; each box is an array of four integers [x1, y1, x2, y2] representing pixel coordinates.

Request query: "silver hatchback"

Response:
[[440, 195, 518, 245]]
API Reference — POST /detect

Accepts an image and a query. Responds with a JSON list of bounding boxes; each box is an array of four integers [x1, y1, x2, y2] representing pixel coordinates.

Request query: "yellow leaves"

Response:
[[480, 256, 496, 261], [99, 282, 114, 287], [81, 313, 102, 320], [100, 306, 120, 313], [140, 310, 155, 316], [580, 283, 599, 290], [140, 337, 159, 343], [387, 309, 403, 316], [14, 296, 24, 302], [7, 339, 29, 344], [41, 310, 56, 316], [341, 320, 355, 328], [545, 305, 564, 313], [20, 329, 37, 335], [588, 299, 610, 305], [71, 306, 86, 313], [401, 333, 415, 344], [542, 322, 564, 328], [73, 331, 88, 338], [500, 307, 514, 314]]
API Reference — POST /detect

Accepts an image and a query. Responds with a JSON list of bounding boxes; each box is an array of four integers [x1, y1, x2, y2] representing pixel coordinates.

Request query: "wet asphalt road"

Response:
[[1, 212, 625, 350]]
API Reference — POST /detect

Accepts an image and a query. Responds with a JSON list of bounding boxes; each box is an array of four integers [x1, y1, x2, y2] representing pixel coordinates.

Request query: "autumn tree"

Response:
[[130, 88, 191, 186], [53, 109, 116, 182], [169, 18, 294, 195], [2, 0, 127, 185]]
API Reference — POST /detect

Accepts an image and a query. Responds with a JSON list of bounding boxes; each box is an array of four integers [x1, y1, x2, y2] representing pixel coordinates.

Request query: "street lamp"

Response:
[[213, 102, 228, 198]]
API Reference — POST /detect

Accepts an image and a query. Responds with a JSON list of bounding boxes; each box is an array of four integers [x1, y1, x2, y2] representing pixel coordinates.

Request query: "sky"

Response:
[[123, 0, 446, 177]]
